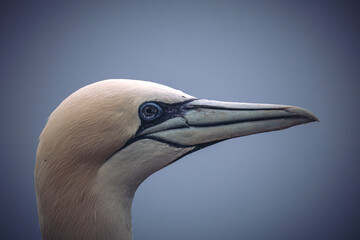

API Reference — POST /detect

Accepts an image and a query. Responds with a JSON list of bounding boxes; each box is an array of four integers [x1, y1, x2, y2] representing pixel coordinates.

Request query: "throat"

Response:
[[90, 139, 194, 240], [91, 184, 135, 240]]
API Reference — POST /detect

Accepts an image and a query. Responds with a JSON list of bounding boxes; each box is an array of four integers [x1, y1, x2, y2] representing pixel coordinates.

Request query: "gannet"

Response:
[[35, 79, 318, 240]]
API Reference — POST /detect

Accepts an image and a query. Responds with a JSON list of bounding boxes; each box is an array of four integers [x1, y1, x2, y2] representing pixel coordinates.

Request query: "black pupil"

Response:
[[143, 105, 157, 118]]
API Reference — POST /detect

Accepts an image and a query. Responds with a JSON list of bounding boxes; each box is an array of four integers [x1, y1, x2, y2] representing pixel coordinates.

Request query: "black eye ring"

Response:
[[139, 102, 163, 121]]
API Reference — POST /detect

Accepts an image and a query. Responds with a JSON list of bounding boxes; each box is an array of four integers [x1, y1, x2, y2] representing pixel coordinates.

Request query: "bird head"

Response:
[[35, 79, 317, 239]]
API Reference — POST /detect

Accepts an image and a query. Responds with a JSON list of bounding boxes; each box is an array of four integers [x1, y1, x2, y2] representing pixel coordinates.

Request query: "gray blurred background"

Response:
[[1, 1, 359, 239]]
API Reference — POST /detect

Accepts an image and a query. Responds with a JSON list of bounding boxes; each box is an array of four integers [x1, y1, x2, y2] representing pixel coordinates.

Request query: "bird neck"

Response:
[[37, 166, 135, 240], [38, 139, 194, 240], [91, 181, 135, 240]]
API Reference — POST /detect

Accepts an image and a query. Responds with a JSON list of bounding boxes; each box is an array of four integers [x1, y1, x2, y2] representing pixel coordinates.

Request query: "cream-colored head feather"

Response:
[[35, 80, 194, 240]]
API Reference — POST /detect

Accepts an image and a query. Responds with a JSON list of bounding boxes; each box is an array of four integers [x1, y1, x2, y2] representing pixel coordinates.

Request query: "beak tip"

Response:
[[306, 112, 319, 123], [285, 106, 319, 123], [308, 116, 319, 123]]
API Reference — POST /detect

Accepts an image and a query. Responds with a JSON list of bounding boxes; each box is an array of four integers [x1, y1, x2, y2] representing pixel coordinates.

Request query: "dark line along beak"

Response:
[[141, 99, 318, 147]]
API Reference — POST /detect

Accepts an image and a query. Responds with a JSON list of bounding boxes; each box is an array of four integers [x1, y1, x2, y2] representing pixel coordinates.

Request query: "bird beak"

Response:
[[142, 99, 318, 147]]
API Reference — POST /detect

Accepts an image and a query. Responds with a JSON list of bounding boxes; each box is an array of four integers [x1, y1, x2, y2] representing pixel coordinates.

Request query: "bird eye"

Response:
[[139, 102, 163, 121]]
